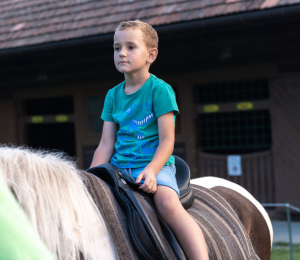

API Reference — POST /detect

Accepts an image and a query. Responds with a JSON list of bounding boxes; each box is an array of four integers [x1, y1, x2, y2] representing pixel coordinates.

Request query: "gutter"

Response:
[[0, 4, 300, 57], [155, 4, 300, 35]]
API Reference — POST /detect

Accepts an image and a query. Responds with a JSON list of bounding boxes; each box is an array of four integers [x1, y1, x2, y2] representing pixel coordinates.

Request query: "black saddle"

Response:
[[174, 156, 194, 209], [86, 156, 194, 260]]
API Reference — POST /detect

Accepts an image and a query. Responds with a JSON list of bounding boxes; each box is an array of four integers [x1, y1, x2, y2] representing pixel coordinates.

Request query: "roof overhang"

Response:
[[0, 4, 299, 57]]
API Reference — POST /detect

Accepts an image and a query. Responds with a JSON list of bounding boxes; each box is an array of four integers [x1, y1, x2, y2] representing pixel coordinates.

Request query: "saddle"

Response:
[[86, 156, 194, 260]]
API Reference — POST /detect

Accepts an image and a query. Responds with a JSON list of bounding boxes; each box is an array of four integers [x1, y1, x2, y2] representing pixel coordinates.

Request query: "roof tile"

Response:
[[0, 0, 299, 50], [214, 4, 229, 16], [261, 0, 281, 8]]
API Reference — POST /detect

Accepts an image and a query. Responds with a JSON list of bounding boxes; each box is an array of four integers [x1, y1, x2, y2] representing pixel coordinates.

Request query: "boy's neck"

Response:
[[123, 71, 151, 95]]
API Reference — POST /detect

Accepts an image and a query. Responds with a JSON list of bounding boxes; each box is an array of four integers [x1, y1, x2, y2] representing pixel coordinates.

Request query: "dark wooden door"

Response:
[[197, 150, 274, 203]]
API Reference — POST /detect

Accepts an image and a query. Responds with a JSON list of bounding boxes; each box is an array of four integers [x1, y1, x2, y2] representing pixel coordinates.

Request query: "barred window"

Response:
[[87, 96, 103, 133], [195, 79, 272, 154], [196, 79, 269, 104]]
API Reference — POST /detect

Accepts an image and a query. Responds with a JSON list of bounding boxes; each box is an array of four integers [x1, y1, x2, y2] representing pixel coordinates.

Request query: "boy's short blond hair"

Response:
[[115, 20, 158, 49]]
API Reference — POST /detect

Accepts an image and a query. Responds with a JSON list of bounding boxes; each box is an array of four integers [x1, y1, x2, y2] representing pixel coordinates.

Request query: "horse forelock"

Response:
[[0, 145, 116, 260]]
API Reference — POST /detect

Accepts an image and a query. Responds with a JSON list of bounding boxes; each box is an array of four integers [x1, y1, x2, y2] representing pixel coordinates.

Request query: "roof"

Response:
[[0, 0, 299, 51]]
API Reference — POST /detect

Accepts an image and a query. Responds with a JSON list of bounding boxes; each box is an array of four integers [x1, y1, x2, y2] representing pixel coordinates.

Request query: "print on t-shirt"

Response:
[[113, 103, 158, 167], [115, 103, 154, 140]]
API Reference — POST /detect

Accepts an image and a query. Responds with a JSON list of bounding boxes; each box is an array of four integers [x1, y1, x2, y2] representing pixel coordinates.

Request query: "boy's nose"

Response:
[[119, 49, 126, 57]]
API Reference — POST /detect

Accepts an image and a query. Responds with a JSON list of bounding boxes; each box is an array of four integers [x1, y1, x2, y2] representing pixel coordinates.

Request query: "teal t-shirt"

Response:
[[101, 74, 179, 168]]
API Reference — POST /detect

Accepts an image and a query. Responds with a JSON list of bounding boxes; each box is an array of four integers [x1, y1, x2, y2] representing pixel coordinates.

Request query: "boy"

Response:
[[90, 20, 209, 260]]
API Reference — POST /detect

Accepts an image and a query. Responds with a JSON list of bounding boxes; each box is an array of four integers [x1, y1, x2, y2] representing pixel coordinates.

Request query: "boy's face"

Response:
[[113, 29, 155, 75]]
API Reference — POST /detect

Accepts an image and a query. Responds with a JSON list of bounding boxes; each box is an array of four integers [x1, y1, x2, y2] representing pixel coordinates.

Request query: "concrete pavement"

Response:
[[271, 220, 300, 244]]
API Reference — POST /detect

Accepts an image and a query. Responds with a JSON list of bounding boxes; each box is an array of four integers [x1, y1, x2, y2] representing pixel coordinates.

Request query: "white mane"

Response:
[[0, 146, 116, 260]]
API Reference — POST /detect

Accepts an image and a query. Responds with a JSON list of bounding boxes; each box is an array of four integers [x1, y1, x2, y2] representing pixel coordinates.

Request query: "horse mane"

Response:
[[0, 146, 116, 260]]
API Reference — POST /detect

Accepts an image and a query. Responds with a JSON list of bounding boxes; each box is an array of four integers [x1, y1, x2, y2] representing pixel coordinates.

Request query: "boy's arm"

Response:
[[136, 111, 175, 193], [90, 121, 117, 168]]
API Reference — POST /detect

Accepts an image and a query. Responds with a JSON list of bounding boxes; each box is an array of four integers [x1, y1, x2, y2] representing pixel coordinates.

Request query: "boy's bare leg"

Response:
[[154, 186, 209, 260]]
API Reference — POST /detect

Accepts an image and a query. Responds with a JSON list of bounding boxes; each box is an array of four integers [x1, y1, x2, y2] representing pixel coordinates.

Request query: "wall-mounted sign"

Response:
[[55, 115, 68, 122], [237, 102, 254, 111], [227, 155, 242, 176], [31, 116, 43, 123], [203, 104, 220, 113]]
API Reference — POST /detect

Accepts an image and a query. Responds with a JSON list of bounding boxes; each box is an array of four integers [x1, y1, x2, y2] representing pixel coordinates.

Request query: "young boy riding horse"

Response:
[[91, 20, 209, 260]]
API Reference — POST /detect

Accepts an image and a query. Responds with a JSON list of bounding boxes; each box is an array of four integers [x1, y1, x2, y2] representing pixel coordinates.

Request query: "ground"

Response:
[[271, 243, 300, 260], [271, 220, 300, 260]]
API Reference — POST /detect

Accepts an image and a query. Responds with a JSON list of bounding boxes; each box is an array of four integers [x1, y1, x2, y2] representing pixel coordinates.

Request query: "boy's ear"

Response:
[[147, 48, 158, 64]]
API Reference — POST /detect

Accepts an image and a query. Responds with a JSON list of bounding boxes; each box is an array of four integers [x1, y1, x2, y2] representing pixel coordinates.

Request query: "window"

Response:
[[25, 96, 73, 115], [87, 96, 103, 133], [195, 79, 269, 104], [195, 79, 272, 154], [198, 110, 272, 154]]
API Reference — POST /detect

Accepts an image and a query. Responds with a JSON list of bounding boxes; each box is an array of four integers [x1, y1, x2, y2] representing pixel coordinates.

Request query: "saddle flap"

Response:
[[173, 156, 194, 209], [174, 156, 190, 191], [126, 190, 176, 259]]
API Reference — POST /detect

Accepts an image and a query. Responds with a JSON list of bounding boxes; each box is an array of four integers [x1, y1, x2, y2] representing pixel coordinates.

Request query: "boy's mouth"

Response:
[[119, 61, 128, 64]]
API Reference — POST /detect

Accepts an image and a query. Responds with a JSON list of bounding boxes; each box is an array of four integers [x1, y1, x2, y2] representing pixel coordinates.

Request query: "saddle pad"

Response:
[[80, 170, 139, 260], [81, 170, 259, 260], [188, 185, 260, 260]]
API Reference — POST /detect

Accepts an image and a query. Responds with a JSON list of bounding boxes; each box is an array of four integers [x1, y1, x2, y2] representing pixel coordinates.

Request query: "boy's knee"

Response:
[[155, 195, 180, 218]]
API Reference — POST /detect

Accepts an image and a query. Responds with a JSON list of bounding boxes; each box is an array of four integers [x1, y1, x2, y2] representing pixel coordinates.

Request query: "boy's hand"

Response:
[[136, 168, 157, 194]]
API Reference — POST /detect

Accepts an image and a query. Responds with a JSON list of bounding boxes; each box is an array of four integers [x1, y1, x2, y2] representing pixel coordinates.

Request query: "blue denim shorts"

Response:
[[120, 164, 179, 197]]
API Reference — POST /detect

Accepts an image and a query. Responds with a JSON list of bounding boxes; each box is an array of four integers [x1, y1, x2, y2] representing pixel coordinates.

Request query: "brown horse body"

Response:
[[192, 177, 272, 260], [213, 187, 271, 260]]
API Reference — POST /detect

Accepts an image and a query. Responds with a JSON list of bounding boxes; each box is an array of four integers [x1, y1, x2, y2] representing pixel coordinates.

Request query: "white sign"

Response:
[[227, 155, 242, 176]]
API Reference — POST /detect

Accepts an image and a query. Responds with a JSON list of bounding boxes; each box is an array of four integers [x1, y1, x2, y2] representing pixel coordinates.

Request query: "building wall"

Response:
[[270, 74, 300, 208], [5, 65, 299, 209], [0, 99, 17, 144]]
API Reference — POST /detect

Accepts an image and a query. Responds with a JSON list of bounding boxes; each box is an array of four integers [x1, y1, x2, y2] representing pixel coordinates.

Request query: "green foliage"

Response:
[[271, 243, 300, 260]]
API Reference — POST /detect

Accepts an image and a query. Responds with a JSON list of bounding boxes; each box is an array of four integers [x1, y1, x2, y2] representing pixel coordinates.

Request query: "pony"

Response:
[[0, 146, 272, 260]]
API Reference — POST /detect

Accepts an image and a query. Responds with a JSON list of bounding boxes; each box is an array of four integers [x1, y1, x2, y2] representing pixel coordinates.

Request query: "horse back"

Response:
[[191, 177, 272, 260], [212, 186, 271, 260]]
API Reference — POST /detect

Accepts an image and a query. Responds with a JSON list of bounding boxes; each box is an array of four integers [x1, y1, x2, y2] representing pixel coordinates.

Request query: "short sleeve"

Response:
[[153, 84, 179, 118], [101, 90, 114, 122]]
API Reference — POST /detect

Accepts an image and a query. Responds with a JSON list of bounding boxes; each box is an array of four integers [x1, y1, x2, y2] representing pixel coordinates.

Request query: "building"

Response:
[[1, 0, 300, 215]]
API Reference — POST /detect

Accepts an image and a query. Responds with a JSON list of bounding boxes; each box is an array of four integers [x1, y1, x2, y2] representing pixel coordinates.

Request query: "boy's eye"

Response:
[[114, 47, 120, 51], [128, 46, 135, 50]]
